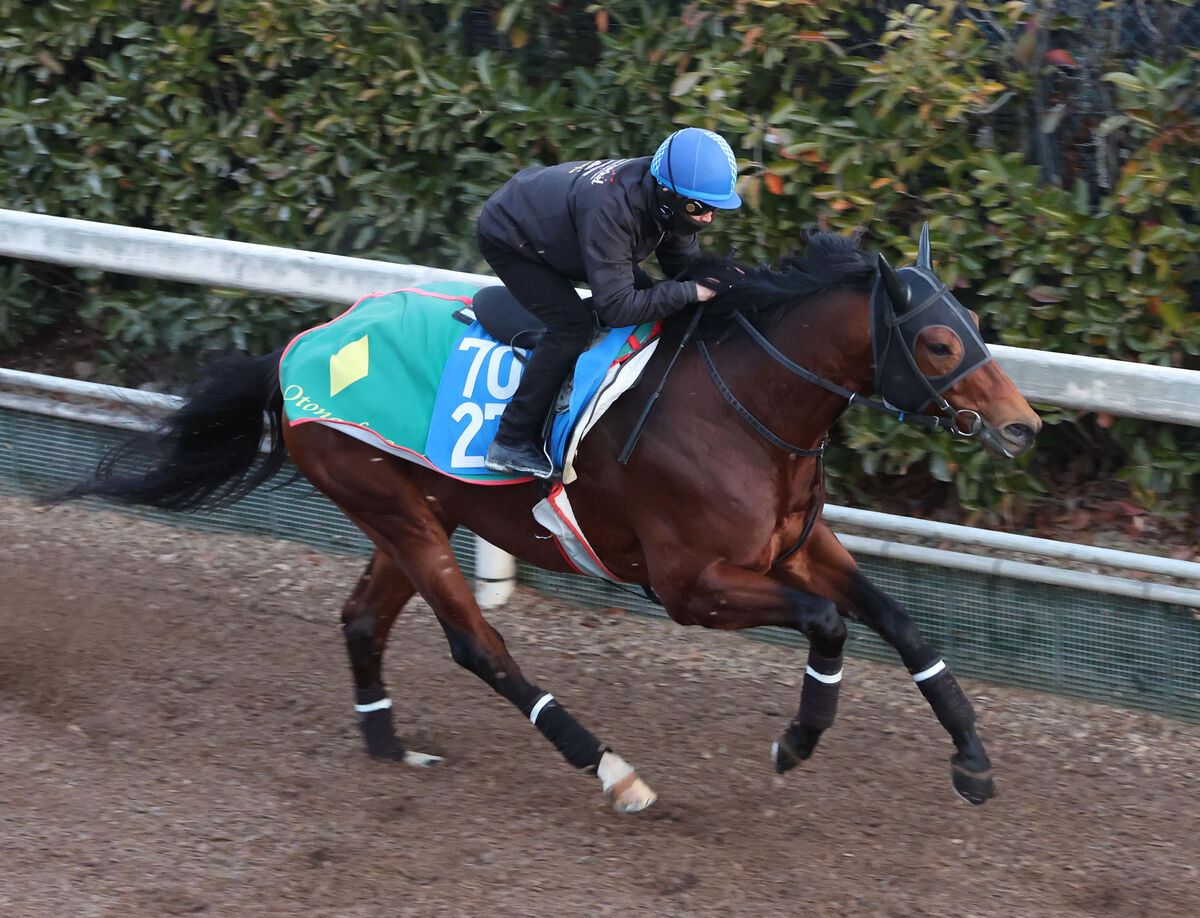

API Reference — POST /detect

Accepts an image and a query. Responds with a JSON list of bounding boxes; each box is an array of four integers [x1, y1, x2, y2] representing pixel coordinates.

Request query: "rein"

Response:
[[732, 313, 974, 435], [620, 251, 989, 564], [696, 324, 828, 565]]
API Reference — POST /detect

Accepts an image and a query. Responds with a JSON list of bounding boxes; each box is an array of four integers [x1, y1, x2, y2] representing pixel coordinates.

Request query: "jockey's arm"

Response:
[[580, 205, 699, 327]]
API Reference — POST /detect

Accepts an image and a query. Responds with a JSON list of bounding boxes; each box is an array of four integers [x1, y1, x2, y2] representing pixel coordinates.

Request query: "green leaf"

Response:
[[670, 71, 703, 97], [1101, 71, 1145, 91], [115, 22, 150, 39]]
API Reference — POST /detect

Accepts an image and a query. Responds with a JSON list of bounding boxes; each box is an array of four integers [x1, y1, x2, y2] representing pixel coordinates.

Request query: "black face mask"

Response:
[[656, 186, 708, 233], [870, 263, 993, 414]]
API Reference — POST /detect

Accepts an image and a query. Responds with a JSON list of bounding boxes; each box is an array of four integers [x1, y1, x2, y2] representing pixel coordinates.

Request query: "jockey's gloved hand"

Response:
[[683, 255, 742, 294]]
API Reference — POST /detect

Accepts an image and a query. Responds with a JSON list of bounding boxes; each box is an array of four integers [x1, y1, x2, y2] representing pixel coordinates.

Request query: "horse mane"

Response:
[[683, 229, 878, 342]]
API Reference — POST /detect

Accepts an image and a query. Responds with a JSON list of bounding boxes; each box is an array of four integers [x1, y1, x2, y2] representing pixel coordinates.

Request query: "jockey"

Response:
[[477, 127, 744, 479]]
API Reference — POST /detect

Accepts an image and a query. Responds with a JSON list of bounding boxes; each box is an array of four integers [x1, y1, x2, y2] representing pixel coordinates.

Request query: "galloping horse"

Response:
[[65, 228, 1040, 812]]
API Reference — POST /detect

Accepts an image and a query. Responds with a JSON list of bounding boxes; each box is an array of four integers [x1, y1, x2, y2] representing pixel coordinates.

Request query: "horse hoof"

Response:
[[772, 740, 794, 774], [951, 761, 995, 805], [402, 750, 444, 768], [772, 739, 792, 772], [606, 774, 657, 813], [597, 751, 657, 813], [771, 734, 813, 774]]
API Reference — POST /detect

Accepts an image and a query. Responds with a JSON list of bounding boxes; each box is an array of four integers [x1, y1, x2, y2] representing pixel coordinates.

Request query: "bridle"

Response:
[[693, 225, 995, 560], [870, 245, 992, 438], [698, 261, 991, 451]]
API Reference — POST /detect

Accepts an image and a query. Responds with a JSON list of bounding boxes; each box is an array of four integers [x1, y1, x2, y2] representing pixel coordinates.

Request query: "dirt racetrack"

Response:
[[2, 495, 1198, 918]]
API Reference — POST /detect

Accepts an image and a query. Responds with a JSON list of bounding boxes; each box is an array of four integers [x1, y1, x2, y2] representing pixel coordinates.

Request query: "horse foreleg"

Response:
[[340, 550, 440, 765], [652, 560, 848, 774], [848, 569, 994, 805], [785, 525, 994, 805]]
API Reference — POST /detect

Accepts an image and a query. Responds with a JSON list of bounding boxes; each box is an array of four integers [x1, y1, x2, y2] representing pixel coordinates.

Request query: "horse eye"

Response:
[[930, 343, 953, 357]]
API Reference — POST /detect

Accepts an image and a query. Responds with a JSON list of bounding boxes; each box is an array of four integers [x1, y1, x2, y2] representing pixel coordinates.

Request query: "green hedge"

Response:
[[3, 0, 1199, 515]]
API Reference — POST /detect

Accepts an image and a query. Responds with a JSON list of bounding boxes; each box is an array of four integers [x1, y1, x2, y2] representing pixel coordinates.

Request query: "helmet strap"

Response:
[[656, 184, 678, 217]]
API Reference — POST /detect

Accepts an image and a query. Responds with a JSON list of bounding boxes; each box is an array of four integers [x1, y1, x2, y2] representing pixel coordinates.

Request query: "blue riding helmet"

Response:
[[650, 128, 742, 210]]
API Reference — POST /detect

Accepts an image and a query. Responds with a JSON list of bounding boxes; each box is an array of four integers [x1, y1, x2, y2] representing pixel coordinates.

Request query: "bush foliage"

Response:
[[2, 0, 1198, 515]]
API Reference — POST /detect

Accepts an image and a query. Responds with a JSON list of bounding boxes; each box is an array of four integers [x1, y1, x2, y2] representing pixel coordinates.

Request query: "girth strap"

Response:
[[776, 453, 826, 565]]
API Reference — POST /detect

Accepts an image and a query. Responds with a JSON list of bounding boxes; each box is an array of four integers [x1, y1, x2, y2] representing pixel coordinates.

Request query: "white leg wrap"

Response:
[[354, 697, 393, 713], [912, 659, 947, 683], [805, 665, 843, 684]]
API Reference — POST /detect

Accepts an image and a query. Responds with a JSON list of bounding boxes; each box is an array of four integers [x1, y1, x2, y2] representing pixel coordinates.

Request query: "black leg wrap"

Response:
[[914, 667, 976, 737], [525, 696, 606, 771], [798, 649, 842, 731], [775, 650, 842, 773], [356, 686, 388, 706], [915, 666, 995, 803], [355, 687, 405, 761]]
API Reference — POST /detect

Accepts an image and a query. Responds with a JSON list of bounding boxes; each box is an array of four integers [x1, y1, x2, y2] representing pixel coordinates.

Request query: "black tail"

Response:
[[59, 349, 288, 512]]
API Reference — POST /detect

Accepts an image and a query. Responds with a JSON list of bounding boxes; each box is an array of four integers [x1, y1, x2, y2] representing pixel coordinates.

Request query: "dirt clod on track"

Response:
[[1, 495, 1198, 917]]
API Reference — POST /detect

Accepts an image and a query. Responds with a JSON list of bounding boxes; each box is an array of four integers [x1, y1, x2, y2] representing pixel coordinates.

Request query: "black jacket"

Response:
[[476, 156, 701, 327]]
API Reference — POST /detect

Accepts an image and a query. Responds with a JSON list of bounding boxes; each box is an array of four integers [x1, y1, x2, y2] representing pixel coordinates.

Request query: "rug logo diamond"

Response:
[[329, 335, 369, 397]]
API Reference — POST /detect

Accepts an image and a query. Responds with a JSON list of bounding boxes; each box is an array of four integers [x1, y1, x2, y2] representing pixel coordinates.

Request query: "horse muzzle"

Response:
[[978, 418, 1039, 459]]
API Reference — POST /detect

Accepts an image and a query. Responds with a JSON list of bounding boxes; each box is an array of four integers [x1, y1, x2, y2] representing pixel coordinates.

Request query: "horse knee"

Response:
[[343, 608, 375, 649], [437, 618, 482, 673], [806, 600, 846, 655]]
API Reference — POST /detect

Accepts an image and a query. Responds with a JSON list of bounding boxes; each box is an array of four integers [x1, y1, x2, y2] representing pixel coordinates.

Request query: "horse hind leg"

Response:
[[341, 550, 442, 767], [426, 561, 656, 812], [341, 493, 654, 812]]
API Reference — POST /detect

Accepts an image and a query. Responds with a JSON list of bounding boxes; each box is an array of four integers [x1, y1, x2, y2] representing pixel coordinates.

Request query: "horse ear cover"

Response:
[[876, 253, 912, 314], [917, 222, 933, 270]]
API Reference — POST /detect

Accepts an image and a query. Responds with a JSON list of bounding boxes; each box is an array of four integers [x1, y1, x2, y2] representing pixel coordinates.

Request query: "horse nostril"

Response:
[[1003, 423, 1035, 449]]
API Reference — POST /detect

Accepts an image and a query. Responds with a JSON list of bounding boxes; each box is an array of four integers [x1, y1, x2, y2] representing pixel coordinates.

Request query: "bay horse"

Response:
[[64, 228, 1040, 812]]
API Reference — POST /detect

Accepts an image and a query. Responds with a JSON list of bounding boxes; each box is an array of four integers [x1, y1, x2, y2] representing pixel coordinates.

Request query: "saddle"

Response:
[[467, 286, 547, 355], [462, 286, 601, 420]]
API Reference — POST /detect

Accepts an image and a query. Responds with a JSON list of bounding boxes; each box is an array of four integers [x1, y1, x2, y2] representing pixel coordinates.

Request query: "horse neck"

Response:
[[779, 287, 875, 389], [717, 289, 875, 449]]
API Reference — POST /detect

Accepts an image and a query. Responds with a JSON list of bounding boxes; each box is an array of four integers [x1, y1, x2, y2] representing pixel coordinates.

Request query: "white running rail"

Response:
[[4, 208, 1200, 425], [3, 369, 1198, 607], [3, 210, 1199, 607]]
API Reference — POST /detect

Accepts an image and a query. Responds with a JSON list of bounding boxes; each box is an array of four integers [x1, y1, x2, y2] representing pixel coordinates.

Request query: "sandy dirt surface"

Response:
[[1, 495, 1198, 918]]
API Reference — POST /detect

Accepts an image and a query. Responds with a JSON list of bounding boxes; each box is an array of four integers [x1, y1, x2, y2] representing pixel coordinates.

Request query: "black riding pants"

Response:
[[477, 236, 595, 445]]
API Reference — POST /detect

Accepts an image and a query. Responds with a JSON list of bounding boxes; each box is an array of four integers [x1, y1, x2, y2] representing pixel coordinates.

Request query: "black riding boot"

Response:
[[486, 329, 589, 478]]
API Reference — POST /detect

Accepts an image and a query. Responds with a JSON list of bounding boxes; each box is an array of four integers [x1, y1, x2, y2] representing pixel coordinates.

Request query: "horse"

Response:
[[62, 227, 1040, 812]]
